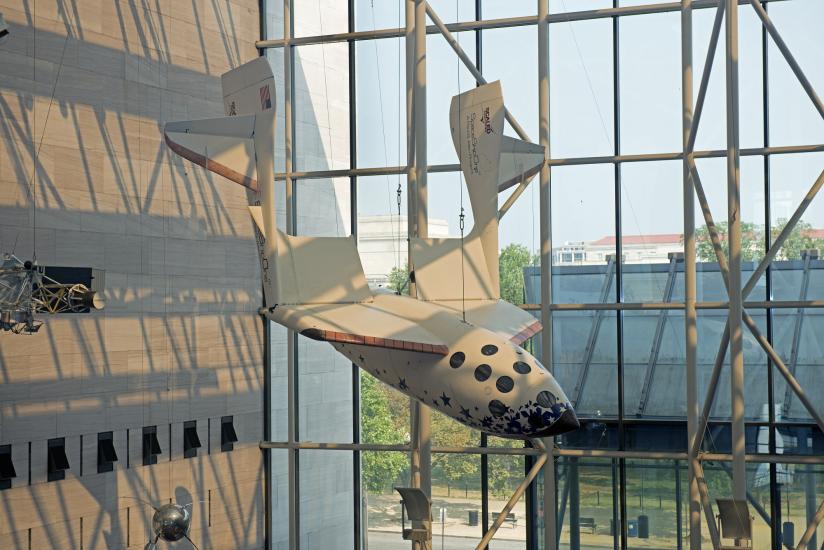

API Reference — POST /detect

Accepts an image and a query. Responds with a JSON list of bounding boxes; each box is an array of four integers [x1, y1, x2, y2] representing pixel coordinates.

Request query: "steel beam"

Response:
[[742, 311, 824, 434], [694, 459, 721, 549], [425, 2, 531, 143], [796, 498, 824, 550], [748, 0, 824, 120], [686, 0, 725, 154], [538, 1, 557, 547], [725, 0, 746, 500], [571, 256, 615, 407], [681, 2, 702, 546], [477, 440, 548, 550], [637, 254, 680, 415], [271, 143, 824, 181], [255, 0, 791, 49], [691, 169, 824, 455], [408, 5, 432, 543], [259, 440, 824, 464], [783, 251, 815, 418], [283, 0, 298, 547]]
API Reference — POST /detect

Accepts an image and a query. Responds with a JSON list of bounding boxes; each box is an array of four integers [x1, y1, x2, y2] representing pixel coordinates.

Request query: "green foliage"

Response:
[[431, 412, 478, 489], [499, 243, 538, 306], [695, 219, 824, 263], [360, 372, 409, 493], [387, 263, 410, 295]]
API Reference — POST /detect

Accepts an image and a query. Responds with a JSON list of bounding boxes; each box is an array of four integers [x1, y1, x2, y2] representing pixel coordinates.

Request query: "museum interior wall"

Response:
[[0, 1, 266, 547]]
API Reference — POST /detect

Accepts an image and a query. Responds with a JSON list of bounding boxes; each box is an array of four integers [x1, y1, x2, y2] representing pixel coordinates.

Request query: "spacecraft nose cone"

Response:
[[541, 407, 580, 437]]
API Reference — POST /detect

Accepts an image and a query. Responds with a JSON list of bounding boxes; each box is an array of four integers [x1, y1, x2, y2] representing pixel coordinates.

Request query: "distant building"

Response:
[[357, 215, 450, 287], [553, 234, 684, 266]]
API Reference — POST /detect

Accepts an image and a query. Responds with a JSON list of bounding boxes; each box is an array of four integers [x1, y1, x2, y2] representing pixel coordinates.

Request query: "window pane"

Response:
[[768, 0, 824, 146], [360, 370, 409, 445], [294, 0, 348, 37], [692, 5, 765, 151], [556, 457, 617, 549], [549, 19, 614, 159], [623, 311, 686, 420], [553, 311, 619, 422], [426, 31, 478, 165], [300, 450, 355, 545], [355, 0, 402, 32], [625, 459, 685, 549], [294, 43, 350, 172], [552, 164, 616, 302], [362, 451, 410, 547], [619, 12, 681, 155], [357, 175, 409, 291], [483, 25, 538, 140], [356, 37, 406, 169]]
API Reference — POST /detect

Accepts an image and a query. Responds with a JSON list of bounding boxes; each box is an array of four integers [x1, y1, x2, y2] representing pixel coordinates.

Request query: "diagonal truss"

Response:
[[682, 1, 824, 546]]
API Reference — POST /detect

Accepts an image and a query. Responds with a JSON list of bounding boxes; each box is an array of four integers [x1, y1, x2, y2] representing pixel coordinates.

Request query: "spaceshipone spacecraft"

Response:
[[164, 58, 579, 438]]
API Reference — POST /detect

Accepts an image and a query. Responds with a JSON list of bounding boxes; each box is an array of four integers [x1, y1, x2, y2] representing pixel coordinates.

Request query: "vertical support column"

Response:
[[725, 0, 746, 501], [407, 5, 431, 547], [413, 0, 431, 506], [538, 1, 557, 549], [681, 2, 702, 549], [348, 4, 362, 548], [284, 1, 299, 548], [263, 316, 272, 550]]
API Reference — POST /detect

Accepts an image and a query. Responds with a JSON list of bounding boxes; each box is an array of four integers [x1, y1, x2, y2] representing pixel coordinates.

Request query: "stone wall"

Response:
[[0, 1, 265, 548]]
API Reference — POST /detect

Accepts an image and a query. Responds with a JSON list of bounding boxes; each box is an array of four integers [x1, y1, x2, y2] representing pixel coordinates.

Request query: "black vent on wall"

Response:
[[221, 416, 238, 452], [47, 438, 69, 482], [0, 445, 16, 490], [143, 426, 162, 466], [97, 432, 118, 473], [183, 421, 201, 459]]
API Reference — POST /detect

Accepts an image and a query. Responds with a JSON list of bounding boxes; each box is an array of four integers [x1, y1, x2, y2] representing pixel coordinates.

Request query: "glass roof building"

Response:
[[0, 1, 822, 549]]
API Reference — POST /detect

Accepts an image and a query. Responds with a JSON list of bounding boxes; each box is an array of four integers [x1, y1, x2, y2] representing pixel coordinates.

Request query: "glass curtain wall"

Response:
[[260, 1, 824, 549]]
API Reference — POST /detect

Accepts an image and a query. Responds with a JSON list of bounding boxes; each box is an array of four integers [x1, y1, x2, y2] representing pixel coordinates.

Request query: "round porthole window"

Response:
[[449, 352, 465, 368], [474, 364, 492, 382], [489, 400, 507, 418], [496, 376, 514, 393], [481, 344, 498, 356], [536, 390, 556, 408], [513, 361, 531, 374]]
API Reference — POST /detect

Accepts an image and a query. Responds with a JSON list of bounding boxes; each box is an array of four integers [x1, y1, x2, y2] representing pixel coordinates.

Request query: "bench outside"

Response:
[[504, 513, 517, 527], [580, 517, 597, 534]]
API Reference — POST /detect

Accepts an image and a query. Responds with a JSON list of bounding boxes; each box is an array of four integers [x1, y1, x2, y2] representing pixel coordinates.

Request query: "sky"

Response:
[[288, 0, 824, 254]]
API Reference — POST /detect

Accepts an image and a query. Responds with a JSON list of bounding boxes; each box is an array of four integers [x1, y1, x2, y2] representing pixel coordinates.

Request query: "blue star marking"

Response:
[[459, 406, 472, 419], [440, 392, 452, 407], [398, 378, 408, 390]]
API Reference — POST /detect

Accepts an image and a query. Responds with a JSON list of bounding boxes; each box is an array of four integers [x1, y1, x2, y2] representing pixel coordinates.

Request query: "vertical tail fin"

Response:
[[164, 58, 279, 304], [165, 58, 371, 307]]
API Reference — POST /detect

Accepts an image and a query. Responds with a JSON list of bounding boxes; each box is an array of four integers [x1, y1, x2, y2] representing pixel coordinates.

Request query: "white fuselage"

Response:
[[328, 293, 578, 438]]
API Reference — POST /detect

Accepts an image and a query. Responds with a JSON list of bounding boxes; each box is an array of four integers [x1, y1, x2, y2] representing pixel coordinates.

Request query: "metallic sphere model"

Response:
[[152, 503, 192, 543]]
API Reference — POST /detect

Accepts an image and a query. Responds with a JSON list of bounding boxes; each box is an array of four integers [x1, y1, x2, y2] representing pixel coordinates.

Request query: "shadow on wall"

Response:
[[0, 1, 268, 549]]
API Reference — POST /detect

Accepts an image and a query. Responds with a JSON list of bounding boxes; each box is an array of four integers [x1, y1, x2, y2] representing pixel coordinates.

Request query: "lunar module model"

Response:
[[164, 58, 579, 439], [0, 254, 103, 334]]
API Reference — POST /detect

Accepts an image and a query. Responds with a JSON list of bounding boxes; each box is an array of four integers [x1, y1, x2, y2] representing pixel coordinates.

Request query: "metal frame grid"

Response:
[[258, 1, 824, 549]]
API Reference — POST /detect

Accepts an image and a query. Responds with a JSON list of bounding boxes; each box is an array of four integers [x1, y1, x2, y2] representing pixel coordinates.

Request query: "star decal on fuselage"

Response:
[[398, 378, 408, 390], [440, 392, 452, 407]]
